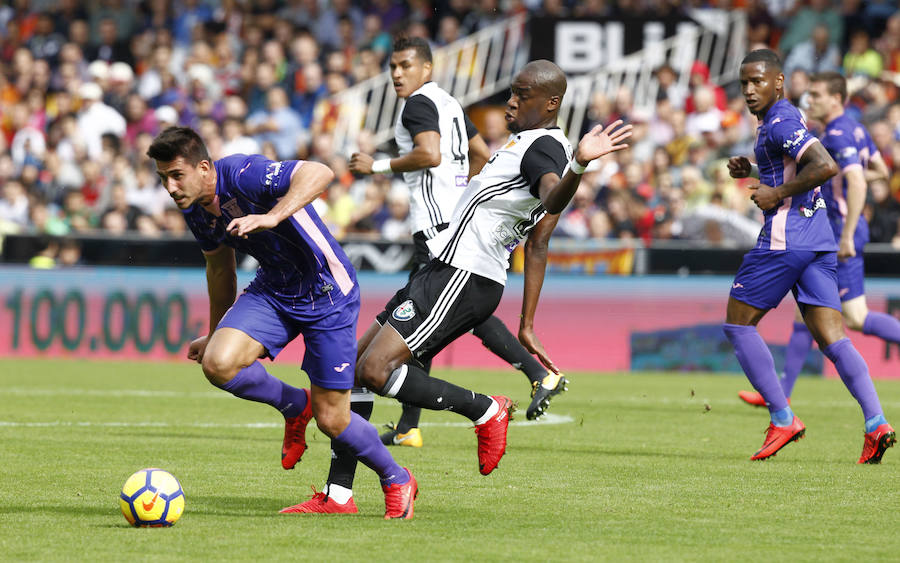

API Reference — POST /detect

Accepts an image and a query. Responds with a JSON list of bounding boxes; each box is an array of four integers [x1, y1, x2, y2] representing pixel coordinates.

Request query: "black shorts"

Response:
[[409, 223, 448, 279], [376, 259, 504, 361]]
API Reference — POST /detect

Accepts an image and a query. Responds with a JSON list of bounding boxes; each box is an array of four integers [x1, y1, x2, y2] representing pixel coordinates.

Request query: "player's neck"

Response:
[[824, 108, 843, 125], [755, 95, 782, 120], [197, 166, 218, 206]]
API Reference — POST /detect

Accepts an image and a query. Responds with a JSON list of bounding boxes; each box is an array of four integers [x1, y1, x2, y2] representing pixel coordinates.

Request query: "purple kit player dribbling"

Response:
[[740, 74, 900, 440], [725, 50, 895, 463], [147, 126, 418, 518]]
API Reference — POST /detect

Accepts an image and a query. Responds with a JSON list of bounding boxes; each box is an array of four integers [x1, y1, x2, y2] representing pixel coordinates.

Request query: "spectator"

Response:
[[380, 188, 412, 241], [783, 23, 842, 79], [246, 86, 305, 160], [684, 61, 727, 113], [778, 0, 843, 55], [0, 178, 29, 228], [75, 81, 125, 159], [843, 29, 883, 78]]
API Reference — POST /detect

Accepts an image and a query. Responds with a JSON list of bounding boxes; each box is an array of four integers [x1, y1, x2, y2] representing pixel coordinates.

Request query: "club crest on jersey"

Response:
[[455, 175, 468, 187], [392, 300, 416, 321], [221, 198, 245, 218], [799, 196, 826, 218]]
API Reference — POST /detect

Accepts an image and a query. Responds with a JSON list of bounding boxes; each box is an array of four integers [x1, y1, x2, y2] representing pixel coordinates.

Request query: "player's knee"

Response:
[[201, 351, 237, 387], [311, 405, 348, 438], [356, 356, 388, 394], [843, 310, 866, 332]]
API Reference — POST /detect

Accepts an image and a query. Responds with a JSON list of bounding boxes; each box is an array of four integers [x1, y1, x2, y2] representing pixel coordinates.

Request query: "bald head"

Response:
[[517, 59, 567, 98]]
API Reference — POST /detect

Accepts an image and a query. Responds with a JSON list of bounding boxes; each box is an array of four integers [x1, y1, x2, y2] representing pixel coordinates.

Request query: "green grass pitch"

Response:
[[2, 357, 899, 561]]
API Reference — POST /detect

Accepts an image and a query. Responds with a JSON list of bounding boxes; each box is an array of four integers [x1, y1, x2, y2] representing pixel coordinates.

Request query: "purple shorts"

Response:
[[836, 253, 865, 302], [217, 285, 360, 389], [730, 249, 841, 312]]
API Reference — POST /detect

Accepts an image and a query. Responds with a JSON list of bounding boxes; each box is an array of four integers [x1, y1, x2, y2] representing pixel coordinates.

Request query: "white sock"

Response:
[[473, 398, 499, 426], [324, 483, 352, 504]]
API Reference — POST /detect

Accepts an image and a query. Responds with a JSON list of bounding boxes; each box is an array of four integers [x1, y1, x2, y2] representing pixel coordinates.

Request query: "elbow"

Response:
[[426, 151, 441, 168], [823, 161, 839, 181]]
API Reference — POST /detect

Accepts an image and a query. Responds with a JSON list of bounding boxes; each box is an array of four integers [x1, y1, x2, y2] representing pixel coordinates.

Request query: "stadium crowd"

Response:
[[3, 0, 900, 264]]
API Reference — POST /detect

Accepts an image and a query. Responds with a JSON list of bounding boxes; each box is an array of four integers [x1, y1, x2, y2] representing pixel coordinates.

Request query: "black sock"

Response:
[[387, 363, 492, 422], [396, 358, 430, 433], [472, 315, 546, 384], [326, 387, 372, 490]]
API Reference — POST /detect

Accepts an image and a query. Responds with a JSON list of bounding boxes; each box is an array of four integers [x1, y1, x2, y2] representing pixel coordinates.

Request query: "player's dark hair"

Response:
[[393, 36, 432, 63], [810, 71, 847, 104], [741, 49, 782, 72], [146, 126, 210, 166]]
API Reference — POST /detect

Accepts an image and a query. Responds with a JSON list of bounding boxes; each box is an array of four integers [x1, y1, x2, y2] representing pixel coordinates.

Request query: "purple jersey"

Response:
[[820, 113, 876, 251], [182, 154, 357, 305], [753, 99, 837, 252]]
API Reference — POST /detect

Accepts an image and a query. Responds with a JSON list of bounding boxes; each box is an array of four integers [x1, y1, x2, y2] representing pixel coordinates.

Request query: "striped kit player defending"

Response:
[[350, 60, 631, 480]]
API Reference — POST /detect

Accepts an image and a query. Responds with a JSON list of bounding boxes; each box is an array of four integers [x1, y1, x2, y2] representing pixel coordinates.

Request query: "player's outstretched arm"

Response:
[[350, 131, 441, 176], [226, 161, 334, 237], [518, 212, 561, 374], [188, 245, 237, 363], [539, 120, 632, 214], [749, 141, 838, 211]]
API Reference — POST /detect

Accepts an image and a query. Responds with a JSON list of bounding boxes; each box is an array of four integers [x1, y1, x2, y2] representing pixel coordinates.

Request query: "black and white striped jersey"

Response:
[[395, 81, 477, 236], [426, 127, 572, 285]]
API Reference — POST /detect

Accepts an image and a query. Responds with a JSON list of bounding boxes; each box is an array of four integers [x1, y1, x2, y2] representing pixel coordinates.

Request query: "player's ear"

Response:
[[198, 159, 211, 175], [546, 95, 560, 113], [775, 72, 784, 91]]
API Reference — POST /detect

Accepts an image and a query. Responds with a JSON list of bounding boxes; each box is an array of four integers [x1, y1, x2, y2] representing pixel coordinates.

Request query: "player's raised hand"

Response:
[[187, 335, 209, 363], [748, 183, 781, 211], [573, 120, 633, 166], [349, 152, 374, 175], [728, 156, 752, 178], [518, 325, 560, 375], [226, 214, 279, 238]]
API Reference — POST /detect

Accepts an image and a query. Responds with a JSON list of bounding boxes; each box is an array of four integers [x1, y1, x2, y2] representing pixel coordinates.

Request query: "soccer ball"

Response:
[[119, 468, 185, 527]]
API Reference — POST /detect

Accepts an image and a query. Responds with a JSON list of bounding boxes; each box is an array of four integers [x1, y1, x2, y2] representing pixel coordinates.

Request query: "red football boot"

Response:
[[475, 396, 516, 475], [382, 468, 417, 520], [858, 423, 896, 464], [750, 416, 805, 460], [279, 486, 358, 514], [282, 388, 313, 470], [738, 390, 790, 407]]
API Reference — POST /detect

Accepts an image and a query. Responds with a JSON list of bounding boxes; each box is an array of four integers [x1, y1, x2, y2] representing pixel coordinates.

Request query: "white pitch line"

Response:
[[0, 413, 573, 429]]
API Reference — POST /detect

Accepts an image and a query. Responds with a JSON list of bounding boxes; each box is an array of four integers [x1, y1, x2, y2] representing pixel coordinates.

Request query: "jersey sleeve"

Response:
[[770, 117, 817, 162], [464, 113, 479, 139], [400, 95, 440, 137], [223, 154, 300, 199], [520, 136, 569, 198], [823, 131, 861, 170]]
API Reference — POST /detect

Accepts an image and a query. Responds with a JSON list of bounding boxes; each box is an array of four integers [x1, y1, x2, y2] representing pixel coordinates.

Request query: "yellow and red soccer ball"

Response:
[[119, 468, 185, 527]]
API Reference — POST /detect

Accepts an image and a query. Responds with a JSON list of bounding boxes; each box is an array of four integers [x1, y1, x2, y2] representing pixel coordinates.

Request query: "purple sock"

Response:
[[823, 338, 882, 420], [863, 312, 900, 344], [219, 361, 308, 418], [723, 324, 788, 413], [782, 321, 813, 397], [335, 412, 409, 486]]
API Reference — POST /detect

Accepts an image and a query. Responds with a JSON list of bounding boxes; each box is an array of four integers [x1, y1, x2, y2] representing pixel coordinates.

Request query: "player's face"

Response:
[[505, 74, 556, 133], [740, 61, 783, 117], [805, 81, 838, 122], [390, 49, 431, 98], [155, 156, 212, 209]]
